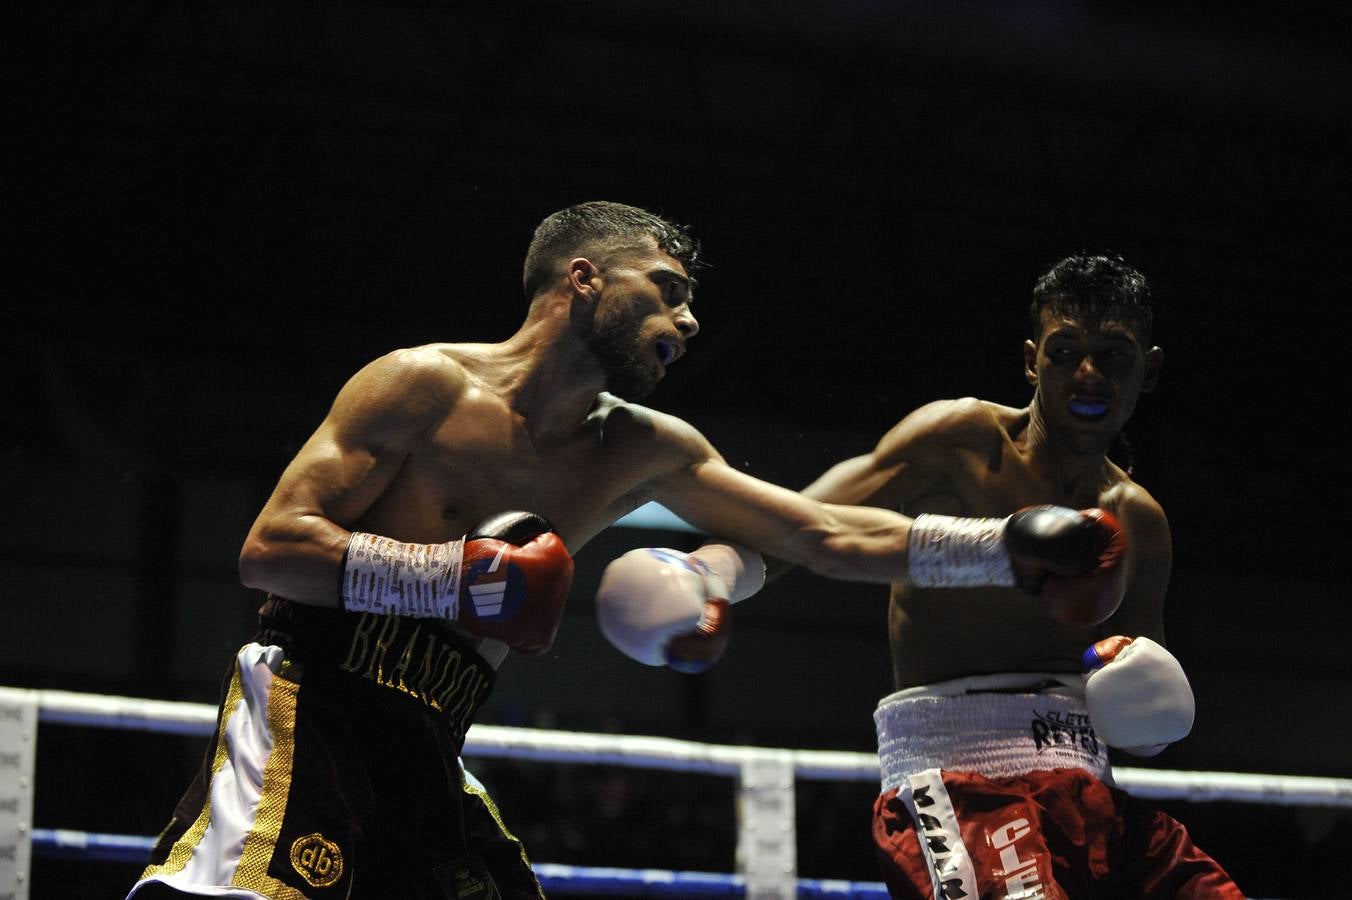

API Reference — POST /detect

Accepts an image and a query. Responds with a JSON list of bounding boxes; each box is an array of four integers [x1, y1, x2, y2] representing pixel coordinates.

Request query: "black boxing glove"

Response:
[[907, 505, 1127, 625]]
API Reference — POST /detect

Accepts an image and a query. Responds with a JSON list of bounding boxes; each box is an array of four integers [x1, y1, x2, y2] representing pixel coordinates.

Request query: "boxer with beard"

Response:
[[129, 207, 1124, 900]]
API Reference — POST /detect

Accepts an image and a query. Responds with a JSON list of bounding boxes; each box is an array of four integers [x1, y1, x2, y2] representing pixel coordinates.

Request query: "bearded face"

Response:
[[579, 242, 695, 400], [587, 313, 660, 400]]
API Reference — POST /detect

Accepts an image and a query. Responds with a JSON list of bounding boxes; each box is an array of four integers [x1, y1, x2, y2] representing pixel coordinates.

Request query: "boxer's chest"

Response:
[[355, 400, 634, 547]]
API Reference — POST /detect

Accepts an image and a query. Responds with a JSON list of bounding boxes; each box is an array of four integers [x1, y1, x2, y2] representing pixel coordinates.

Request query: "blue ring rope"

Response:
[[30, 830, 888, 897]]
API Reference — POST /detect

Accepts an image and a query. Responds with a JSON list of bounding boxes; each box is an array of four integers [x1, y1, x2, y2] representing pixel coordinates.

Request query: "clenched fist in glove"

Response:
[[342, 510, 574, 654], [595, 542, 764, 673], [1083, 635, 1195, 756], [908, 505, 1128, 625]]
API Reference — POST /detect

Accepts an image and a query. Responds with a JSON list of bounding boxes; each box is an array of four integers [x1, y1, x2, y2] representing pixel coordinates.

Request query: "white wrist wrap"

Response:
[[908, 514, 1016, 588], [688, 542, 766, 604], [342, 532, 465, 619]]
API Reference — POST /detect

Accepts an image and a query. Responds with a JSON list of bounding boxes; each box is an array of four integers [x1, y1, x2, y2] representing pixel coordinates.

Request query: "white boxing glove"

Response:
[[595, 543, 764, 673], [1083, 636, 1195, 756]]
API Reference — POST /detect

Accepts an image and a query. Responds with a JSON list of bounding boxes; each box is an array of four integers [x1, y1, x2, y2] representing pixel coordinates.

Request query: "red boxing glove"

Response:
[[667, 596, 732, 674], [342, 511, 574, 655], [1004, 506, 1128, 625], [458, 511, 575, 654]]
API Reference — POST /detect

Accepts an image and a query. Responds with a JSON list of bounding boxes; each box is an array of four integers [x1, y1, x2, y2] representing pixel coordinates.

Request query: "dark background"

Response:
[[7, 1, 1351, 896]]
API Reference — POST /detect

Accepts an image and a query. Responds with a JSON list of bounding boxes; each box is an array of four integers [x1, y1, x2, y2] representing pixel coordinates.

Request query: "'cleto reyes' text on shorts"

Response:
[[873, 672, 1108, 793], [870, 674, 1244, 900]]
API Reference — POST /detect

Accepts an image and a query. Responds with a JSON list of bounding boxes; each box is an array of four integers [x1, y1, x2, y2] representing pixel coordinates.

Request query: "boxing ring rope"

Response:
[[5, 688, 1352, 898]]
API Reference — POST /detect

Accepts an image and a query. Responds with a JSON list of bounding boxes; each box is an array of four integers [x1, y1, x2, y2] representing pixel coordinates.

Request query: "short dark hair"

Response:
[[522, 201, 704, 299], [1030, 254, 1153, 343]]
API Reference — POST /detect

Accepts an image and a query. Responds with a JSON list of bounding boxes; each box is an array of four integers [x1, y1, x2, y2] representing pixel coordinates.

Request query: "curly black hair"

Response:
[[1030, 254, 1153, 344]]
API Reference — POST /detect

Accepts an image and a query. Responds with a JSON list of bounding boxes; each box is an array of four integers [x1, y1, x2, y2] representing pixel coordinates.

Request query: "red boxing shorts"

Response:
[[871, 674, 1244, 899]]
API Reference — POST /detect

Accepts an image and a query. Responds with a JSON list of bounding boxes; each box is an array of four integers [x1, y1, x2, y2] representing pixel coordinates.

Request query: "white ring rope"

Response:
[[3, 685, 1340, 900], [21, 687, 1352, 808]]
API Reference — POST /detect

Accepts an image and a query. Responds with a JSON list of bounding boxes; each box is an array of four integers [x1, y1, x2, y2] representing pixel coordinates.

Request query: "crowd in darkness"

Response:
[[469, 757, 881, 880], [462, 706, 887, 881]]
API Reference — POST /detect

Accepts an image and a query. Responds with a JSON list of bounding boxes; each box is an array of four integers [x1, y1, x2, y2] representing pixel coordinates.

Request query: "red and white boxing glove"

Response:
[[1083, 635, 1195, 756], [595, 542, 765, 673], [341, 511, 574, 655], [908, 505, 1128, 625]]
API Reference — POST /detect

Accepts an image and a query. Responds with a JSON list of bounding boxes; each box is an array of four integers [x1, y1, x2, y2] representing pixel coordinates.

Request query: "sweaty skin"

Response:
[[239, 239, 922, 622], [801, 311, 1168, 689]]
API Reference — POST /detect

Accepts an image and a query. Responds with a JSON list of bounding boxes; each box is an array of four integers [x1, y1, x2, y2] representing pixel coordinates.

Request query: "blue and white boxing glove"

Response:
[[595, 542, 765, 673], [1083, 635, 1195, 757]]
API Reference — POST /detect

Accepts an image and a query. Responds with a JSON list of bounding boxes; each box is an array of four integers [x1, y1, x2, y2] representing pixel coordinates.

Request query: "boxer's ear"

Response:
[[568, 258, 602, 300], [1141, 345, 1163, 393], [1023, 339, 1038, 386]]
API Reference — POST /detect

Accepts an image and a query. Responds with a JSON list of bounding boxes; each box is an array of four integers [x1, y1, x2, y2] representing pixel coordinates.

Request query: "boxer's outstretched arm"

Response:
[[238, 348, 466, 604], [637, 400, 1130, 619], [755, 400, 980, 581], [656, 456, 916, 583], [638, 410, 919, 584]]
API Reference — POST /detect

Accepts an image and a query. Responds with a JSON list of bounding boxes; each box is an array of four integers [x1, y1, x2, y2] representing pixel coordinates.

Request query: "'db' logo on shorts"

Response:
[[290, 832, 344, 888]]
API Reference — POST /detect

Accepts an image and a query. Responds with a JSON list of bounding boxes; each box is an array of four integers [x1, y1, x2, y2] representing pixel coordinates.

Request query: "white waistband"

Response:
[[873, 673, 1110, 793]]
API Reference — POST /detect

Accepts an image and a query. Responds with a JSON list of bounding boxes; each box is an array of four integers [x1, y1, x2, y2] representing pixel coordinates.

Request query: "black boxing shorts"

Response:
[[129, 601, 541, 899]]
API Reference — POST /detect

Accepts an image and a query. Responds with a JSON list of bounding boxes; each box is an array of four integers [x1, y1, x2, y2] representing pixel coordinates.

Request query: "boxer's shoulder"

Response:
[[371, 342, 466, 370], [591, 393, 659, 438], [880, 398, 1012, 460], [1100, 477, 1168, 536], [351, 345, 473, 399], [591, 394, 713, 465], [917, 397, 1011, 438], [327, 346, 474, 439]]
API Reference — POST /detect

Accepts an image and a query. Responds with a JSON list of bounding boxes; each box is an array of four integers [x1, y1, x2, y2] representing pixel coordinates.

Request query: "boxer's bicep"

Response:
[[240, 350, 465, 600], [269, 350, 461, 523], [802, 401, 979, 509], [1103, 492, 1172, 643], [802, 453, 905, 507], [252, 425, 398, 544]]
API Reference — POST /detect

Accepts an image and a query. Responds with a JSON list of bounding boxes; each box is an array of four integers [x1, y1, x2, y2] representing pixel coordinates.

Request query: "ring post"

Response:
[[0, 689, 39, 900], [737, 750, 797, 899]]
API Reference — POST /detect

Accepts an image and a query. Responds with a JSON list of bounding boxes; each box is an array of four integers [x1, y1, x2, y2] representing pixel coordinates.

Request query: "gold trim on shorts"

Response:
[[139, 653, 310, 899], [139, 659, 248, 882], [461, 765, 545, 900], [232, 667, 305, 898]]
